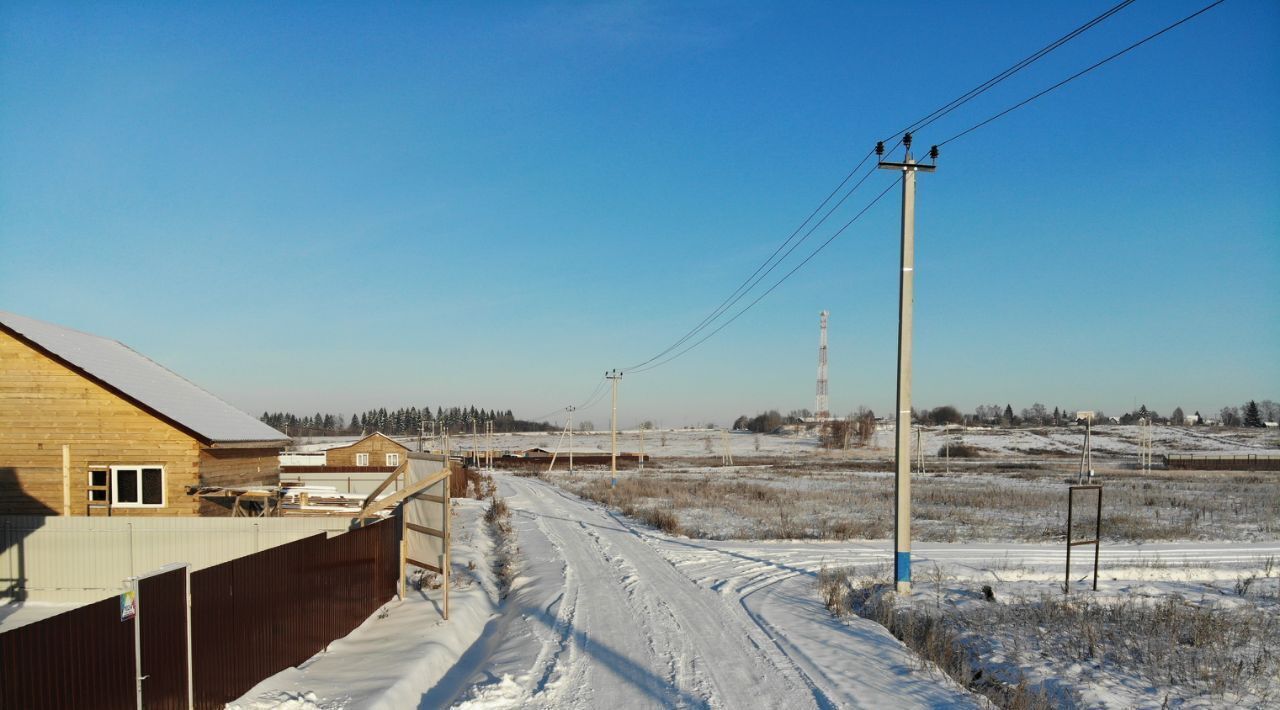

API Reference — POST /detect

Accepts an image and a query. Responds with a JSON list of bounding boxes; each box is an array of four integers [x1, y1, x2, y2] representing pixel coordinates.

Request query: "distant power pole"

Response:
[[878, 133, 937, 595], [567, 405, 576, 473], [816, 311, 830, 421], [607, 370, 623, 488]]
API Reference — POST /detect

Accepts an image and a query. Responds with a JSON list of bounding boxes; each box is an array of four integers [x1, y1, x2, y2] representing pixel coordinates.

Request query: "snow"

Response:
[[232, 464, 1278, 708], [230, 498, 502, 710], [0, 310, 286, 443], [0, 600, 82, 632], [426, 424, 1277, 462]]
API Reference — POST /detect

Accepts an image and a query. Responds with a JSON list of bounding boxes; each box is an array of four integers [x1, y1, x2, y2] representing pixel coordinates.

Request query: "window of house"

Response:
[[355, 453, 369, 466], [88, 469, 109, 502], [111, 466, 165, 507], [386, 453, 400, 467]]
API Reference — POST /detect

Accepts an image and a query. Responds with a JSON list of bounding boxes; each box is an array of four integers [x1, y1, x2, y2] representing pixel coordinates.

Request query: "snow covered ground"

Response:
[[394, 424, 1277, 461], [0, 600, 81, 632], [233, 471, 1279, 708], [230, 497, 505, 710]]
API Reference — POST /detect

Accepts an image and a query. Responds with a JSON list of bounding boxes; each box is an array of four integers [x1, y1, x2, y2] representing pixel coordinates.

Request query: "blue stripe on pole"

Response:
[[896, 552, 911, 582]]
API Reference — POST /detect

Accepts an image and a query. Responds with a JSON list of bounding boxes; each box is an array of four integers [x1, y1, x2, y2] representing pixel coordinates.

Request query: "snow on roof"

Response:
[[324, 432, 411, 451], [0, 310, 288, 445]]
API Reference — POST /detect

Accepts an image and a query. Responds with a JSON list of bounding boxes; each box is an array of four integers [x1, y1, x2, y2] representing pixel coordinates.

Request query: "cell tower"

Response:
[[816, 311, 830, 421]]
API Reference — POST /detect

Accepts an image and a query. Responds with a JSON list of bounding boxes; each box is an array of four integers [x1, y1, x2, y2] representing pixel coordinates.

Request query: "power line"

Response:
[[623, 149, 876, 371], [623, 1, 1135, 374], [631, 176, 901, 375], [542, 0, 1221, 410], [889, 0, 1138, 140], [936, 0, 1228, 148]]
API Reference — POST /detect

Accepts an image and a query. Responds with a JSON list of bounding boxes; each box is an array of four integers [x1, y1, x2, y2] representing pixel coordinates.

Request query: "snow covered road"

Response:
[[446, 474, 979, 709]]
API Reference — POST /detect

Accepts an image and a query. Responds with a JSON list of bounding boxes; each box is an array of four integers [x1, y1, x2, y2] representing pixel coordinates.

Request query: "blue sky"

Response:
[[2, 1, 1276, 426]]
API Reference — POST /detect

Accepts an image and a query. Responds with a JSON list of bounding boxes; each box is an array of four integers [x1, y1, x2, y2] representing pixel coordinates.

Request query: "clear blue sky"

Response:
[[2, 1, 1277, 427]]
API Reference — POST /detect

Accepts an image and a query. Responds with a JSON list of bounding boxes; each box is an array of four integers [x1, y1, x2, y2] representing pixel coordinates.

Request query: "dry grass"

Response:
[[837, 576, 1280, 709], [545, 465, 1280, 543]]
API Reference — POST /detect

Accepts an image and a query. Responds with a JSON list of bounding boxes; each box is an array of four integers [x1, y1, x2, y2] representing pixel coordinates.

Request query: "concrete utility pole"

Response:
[[567, 406, 576, 473], [878, 134, 936, 595], [606, 370, 622, 488]]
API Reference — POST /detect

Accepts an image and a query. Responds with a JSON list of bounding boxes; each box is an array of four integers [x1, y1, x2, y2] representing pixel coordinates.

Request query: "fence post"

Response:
[[185, 564, 194, 710], [129, 576, 143, 710]]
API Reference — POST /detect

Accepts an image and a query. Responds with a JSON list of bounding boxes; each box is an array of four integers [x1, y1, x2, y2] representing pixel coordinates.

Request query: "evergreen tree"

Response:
[[1244, 400, 1264, 428]]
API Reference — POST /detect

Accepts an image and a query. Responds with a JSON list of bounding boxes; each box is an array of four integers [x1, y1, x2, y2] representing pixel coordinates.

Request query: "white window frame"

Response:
[[386, 453, 400, 467], [110, 465, 166, 508], [355, 453, 369, 467]]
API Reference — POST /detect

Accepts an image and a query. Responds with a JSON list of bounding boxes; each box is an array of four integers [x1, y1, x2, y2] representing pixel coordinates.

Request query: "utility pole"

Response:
[[567, 406, 575, 473], [606, 369, 622, 488], [878, 133, 936, 595]]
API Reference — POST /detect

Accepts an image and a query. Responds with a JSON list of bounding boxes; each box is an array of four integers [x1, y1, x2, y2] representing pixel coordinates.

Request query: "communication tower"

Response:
[[816, 311, 830, 421]]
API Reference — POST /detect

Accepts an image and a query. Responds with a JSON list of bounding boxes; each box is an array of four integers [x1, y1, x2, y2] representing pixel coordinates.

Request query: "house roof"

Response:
[[324, 432, 411, 452], [0, 310, 288, 446]]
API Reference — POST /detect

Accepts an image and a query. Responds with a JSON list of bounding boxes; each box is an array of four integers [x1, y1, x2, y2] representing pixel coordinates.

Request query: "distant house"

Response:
[[279, 432, 410, 495], [0, 311, 289, 516], [323, 432, 410, 469]]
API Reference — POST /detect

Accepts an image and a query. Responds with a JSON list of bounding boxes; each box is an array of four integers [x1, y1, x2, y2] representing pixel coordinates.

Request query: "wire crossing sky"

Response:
[[1, 1, 1276, 426]]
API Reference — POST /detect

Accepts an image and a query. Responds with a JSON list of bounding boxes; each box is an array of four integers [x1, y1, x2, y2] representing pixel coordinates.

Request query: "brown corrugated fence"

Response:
[[0, 592, 135, 709], [0, 517, 399, 709]]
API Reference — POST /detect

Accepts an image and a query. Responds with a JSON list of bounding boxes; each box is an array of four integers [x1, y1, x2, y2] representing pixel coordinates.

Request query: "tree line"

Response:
[[731, 399, 1276, 432], [260, 406, 558, 438]]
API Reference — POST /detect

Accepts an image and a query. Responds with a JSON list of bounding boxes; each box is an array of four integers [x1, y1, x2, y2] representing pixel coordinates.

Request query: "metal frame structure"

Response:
[[1065, 484, 1102, 594]]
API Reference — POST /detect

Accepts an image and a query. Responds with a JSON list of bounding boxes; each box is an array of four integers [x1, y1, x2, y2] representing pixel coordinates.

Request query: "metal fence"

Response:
[[1164, 453, 1280, 471], [0, 518, 400, 709], [1, 515, 353, 602]]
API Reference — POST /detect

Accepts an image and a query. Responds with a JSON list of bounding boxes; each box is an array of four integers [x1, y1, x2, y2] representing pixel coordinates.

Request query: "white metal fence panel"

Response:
[[1, 516, 352, 601]]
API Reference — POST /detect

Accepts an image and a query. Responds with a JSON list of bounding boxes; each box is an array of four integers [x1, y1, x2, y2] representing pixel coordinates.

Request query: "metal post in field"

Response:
[[878, 134, 936, 595]]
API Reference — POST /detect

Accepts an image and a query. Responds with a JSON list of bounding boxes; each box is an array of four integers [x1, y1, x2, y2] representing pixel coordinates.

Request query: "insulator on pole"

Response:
[[930, 145, 939, 160], [903, 132, 912, 150], [875, 141, 884, 157]]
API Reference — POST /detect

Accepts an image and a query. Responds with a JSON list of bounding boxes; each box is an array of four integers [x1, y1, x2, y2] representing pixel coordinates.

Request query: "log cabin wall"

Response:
[[0, 329, 202, 516]]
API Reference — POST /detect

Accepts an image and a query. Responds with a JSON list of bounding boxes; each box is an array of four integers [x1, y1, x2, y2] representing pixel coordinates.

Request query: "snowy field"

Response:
[[299, 423, 1273, 461], [234, 473, 1279, 708], [228, 426, 1278, 708]]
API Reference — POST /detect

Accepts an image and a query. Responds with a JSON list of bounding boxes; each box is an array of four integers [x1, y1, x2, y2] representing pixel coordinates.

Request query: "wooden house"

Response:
[[321, 432, 410, 470], [0, 311, 289, 516]]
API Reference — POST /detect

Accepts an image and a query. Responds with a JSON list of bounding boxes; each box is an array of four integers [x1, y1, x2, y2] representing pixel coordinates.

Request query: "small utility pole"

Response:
[[607, 369, 622, 488], [567, 405, 576, 473], [878, 133, 937, 595]]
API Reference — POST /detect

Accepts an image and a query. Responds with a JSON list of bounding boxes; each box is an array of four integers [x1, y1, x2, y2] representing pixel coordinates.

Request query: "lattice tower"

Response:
[[816, 310, 830, 421]]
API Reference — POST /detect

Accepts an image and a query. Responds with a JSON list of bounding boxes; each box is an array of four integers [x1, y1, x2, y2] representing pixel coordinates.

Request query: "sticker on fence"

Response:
[[119, 590, 136, 621]]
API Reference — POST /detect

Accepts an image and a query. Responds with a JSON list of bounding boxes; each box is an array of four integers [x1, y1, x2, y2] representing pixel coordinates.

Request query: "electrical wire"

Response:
[[622, 149, 876, 371], [631, 176, 901, 375], [936, 0, 1228, 148], [623, 0, 1136, 374], [888, 0, 1138, 141]]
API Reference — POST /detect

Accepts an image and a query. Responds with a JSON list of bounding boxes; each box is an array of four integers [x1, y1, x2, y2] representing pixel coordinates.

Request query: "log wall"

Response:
[[0, 329, 201, 515]]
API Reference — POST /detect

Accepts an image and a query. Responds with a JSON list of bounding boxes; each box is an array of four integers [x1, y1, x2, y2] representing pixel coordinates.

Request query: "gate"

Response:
[[134, 565, 192, 709]]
